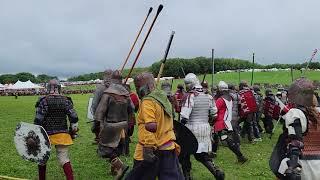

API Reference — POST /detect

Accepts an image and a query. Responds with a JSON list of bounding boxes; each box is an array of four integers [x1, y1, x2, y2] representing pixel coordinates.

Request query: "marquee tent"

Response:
[[7, 80, 44, 90]]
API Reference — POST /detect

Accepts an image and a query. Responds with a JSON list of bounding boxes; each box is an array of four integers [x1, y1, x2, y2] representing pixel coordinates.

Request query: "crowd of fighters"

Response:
[[31, 69, 320, 180]]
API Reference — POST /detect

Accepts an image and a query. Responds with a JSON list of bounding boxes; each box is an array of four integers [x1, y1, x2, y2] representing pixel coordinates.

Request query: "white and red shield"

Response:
[[263, 99, 281, 119], [238, 89, 257, 117], [14, 122, 51, 164]]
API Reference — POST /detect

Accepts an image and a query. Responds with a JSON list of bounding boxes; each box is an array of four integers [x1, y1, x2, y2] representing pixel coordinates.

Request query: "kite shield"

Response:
[[173, 120, 198, 155], [87, 97, 94, 121], [14, 122, 51, 164]]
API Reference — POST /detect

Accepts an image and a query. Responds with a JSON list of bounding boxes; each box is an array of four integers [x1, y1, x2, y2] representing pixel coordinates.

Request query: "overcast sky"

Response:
[[0, 0, 319, 78]]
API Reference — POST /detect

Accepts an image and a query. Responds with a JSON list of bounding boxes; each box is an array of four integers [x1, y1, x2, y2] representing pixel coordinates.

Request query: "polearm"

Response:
[[119, 7, 153, 73], [156, 31, 175, 84], [124, 5, 164, 83], [302, 49, 318, 77], [211, 49, 214, 86], [202, 73, 207, 84], [250, 52, 255, 86], [180, 67, 186, 77], [291, 67, 294, 82]]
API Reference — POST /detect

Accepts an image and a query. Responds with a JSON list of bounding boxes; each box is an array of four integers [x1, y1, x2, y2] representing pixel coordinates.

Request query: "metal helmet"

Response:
[[201, 80, 208, 89], [177, 84, 184, 90], [103, 69, 122, 87], [161, 81, 172, 96], [218, 81, 228, 91], [47, 79, 61, 94], [265, 88, 273, 96], [253, 85, 260, 92], [134, 72, 155, 98], [228, 83, 235, 90], [239, 80, 248, 90], [288, 78, 315, 107], [184, 73, 200, 91]]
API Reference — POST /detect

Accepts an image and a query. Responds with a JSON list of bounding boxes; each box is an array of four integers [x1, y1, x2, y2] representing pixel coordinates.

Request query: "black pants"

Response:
[[263, 115, 274, 134], [212, 130, 244, 159], [126, 150, 184, 180]]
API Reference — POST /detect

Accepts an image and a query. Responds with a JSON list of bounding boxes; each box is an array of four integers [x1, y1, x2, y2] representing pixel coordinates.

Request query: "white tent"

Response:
[[0, 83, 4, 90], [8, 80, 44, 90]]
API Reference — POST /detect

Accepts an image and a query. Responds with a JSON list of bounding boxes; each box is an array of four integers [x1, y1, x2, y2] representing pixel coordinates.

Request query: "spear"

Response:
[[119, 7, 153, 73], [156, 31, 175, 84], [124, 4, 164, 84], [211, 49, 214, 86], [250, 52, 255, 86], [302, 49, 318, 77]]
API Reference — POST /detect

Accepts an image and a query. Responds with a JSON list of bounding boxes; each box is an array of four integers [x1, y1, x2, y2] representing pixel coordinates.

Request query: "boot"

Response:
[[38, 164, 46, 180], [237, 155, 248, 164], [111, 157, 129, 180], [183, 170, 192, 180], [202, 161, 225, 180], [63, 162, 74, 180]]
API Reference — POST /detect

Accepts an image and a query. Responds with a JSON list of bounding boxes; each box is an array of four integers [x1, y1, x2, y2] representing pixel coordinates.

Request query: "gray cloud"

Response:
[[0, 0, 319, 78]]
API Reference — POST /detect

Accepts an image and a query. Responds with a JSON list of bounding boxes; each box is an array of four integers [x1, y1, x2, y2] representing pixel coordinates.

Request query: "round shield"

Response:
[[173, 120, 198, 155], [14, 122, 51, 164]]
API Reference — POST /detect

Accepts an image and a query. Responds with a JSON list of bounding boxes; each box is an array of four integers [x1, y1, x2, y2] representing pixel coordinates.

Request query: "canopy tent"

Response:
[[7, 80, 44, 90], [0, 83, 4, 90]]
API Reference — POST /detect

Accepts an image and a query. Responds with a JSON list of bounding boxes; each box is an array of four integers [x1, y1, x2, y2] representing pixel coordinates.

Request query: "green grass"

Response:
[[1, 94, 280, 180], [1, 70, 319, 180]]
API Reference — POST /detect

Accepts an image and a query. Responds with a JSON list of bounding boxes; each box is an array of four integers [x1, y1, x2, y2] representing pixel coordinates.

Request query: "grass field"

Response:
[[1, 94, 280, 180], [1, 70, 319, 180]]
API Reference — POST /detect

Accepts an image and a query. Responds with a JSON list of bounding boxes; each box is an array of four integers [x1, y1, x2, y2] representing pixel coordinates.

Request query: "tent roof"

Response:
[[8, 80, 44, 90]]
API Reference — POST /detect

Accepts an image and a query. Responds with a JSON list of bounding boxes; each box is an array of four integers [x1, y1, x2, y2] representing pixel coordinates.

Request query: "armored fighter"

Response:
[[95, 70, 133, 179], [270, 78, 320, 179], [180, 73, 224, 180], [34, 79, 79, 180]]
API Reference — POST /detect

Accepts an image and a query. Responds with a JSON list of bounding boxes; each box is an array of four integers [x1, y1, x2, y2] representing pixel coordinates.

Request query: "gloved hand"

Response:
[[285, 167, 301, 180], [143, 146, 158, 163], [70, 123, 79, 139], [181, 118, 188, 125]]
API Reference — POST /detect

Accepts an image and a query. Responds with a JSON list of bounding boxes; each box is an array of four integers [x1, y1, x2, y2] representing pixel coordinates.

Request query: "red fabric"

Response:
[[214, 97, 228, 132], [174, 90, 185, 113], [38, 165, 46, 180], [63, 162, 74, 180], [130, 92, 140, 112], [263, 99, 280, 119], [238, 89, 257, 118]]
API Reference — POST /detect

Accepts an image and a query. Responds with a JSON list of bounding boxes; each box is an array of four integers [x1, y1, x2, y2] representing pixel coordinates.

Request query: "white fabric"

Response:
[[222, 98, 233, 131], [300, 160, 320, 180], [282, 108, 307, 135], [185, 123, 212, 153], [180, 94, 195, 120], [56, 145, 70, 166], [278, 158, 320, 180]]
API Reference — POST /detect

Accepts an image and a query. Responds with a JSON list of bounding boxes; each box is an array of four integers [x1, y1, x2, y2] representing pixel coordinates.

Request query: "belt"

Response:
[[138, 140, 174, 150]]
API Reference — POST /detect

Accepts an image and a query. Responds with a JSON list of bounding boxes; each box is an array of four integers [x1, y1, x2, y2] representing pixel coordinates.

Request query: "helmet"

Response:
[[265, 88, 273, 96], [288, 78, 314, 107], [177, 84, 184, 90], [184, 73, 200, 91], [201, 81, 208, 89], [253, 85, 260, 92], [161, 81, 172, 95], [134, 72, 155, 98], [239, 80, 248, 90], [103, 69, 122, 87], [218, 81, 228, 91], [47, 79, 61, 94]]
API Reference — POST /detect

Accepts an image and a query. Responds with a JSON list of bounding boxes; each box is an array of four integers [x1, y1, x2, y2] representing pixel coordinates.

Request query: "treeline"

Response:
[[3, 58, 319, 83], [0, 72, 57, 84], [67, 67, 149, 81], [150, 57, 320, 78]]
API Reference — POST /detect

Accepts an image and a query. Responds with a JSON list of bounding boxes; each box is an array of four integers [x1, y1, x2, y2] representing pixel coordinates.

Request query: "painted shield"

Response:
[[263, 99, 281, 119], [14, 122, 51, 164], [239, 89, 258, 118], [173, 120, 198, 155], [87, 97, 94, 121]]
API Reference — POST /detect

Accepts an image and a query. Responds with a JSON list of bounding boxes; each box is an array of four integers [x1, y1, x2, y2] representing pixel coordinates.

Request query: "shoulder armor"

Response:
[[35, 96, 46, 107]]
